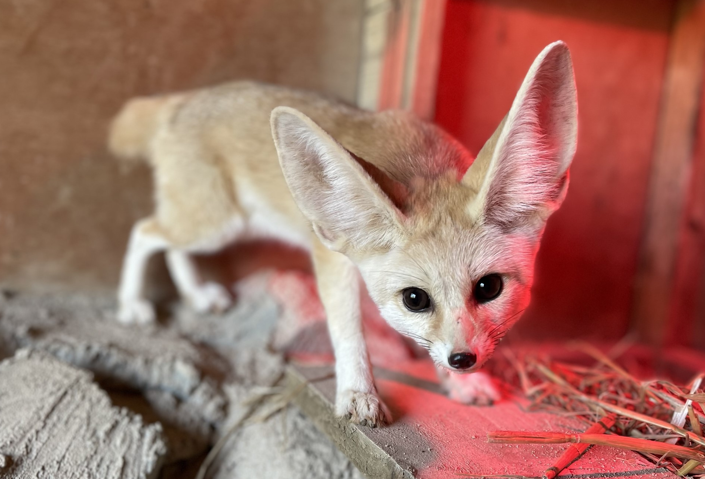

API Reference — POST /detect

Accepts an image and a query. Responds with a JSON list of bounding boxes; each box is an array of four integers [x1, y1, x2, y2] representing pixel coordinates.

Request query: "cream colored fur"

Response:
[[110, 42, 577, 426]]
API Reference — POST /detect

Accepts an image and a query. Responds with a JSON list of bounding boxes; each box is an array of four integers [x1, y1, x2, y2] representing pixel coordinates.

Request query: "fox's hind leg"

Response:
[[117, 217, 168, 324], [117, 217, 235, 324], [165, 249, 232, 314]]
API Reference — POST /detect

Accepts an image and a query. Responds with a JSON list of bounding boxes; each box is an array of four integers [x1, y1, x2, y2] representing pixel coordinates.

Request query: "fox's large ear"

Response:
[[271, 107, 405, 253], [463, 41, 578, 231]]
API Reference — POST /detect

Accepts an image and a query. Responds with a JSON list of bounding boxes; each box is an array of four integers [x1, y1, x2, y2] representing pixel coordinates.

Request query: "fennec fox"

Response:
[[110, 42, 577, 426]]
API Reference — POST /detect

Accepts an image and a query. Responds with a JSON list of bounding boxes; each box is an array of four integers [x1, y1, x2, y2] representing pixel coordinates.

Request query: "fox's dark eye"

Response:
[[474, 274, 503, 303], [402, 288, 432, 312]]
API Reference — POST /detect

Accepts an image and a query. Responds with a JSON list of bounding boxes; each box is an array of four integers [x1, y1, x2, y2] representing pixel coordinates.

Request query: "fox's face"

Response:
[[355, 179, 539, 372], [272, 42, 577, 373]]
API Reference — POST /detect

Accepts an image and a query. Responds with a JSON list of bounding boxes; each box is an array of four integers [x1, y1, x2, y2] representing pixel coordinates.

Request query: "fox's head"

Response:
[[271, 42, 577, 373]]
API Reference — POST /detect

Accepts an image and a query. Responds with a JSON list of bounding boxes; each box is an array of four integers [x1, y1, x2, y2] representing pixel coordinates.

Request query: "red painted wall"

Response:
[[434, 0, 674, 340], [667, 79, 705, 347]]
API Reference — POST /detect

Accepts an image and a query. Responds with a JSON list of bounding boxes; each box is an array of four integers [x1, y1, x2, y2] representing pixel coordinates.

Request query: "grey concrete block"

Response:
[[0, 292, 227, 456], [209, 382, 364, 479], [0, 349, 166, 479]]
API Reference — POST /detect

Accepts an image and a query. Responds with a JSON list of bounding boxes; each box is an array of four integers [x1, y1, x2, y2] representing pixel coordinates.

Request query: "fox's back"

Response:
[[136, 81, 472, 247], [169, 81, 471, 187]]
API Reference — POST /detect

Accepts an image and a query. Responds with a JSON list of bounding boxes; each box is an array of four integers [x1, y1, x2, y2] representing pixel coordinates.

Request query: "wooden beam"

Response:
[[288, 363, 673, 478], [356, 0, 395, 111], [666, 70, 705, 347], [378, 0, 413, 111], [408, 0, 447, 119], [358, 0, 446, 118], [632, 0, 705, 347]]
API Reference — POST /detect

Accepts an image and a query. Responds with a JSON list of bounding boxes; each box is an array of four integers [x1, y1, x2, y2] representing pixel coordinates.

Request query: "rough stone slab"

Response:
[[0, 283, 380, 479], [0, 349, 166, 479], [0, 293, 220, 398], [0, 293, 227, 455], [207, 382, 365, 479], [288, 364, 675, 479]]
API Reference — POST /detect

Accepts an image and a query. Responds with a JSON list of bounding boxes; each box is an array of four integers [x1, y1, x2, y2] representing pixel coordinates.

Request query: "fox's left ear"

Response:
[[464, 41, 578, 231], [271, 107, 405, 255]]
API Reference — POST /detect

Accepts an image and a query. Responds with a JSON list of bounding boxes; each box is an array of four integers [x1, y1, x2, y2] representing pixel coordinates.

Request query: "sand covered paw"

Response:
[[117, 299, 156, 325], [189, 282, 232, 314], [445, 371, 501, 406], [336, 390, 391, 427]]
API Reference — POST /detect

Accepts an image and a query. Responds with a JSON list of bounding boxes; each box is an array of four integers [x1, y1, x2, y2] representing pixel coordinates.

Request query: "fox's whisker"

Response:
[[486, 307, 528, 339]]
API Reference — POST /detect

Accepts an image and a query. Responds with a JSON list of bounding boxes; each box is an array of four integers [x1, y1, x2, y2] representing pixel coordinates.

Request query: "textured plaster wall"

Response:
[[0, 0, 363, 292]]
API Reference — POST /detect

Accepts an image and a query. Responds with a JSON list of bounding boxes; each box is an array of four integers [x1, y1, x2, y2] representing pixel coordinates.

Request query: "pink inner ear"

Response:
[[537, 84, 562, 155], [348, 151, 409, 211]]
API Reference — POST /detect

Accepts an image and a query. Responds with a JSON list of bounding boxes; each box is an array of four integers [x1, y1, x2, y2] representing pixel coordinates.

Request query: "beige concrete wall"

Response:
[[0, 0, 363, 293]]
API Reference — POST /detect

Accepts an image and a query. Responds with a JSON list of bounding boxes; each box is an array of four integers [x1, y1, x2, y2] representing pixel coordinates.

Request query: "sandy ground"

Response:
[[0, 273, 364, 479]]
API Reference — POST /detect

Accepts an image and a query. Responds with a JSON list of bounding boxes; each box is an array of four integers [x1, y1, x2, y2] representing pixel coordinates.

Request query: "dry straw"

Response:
[[484, 343, 705, 477]]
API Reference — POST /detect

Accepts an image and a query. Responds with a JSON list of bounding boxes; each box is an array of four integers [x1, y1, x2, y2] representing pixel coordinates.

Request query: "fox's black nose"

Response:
[[448, 352, 477, 370]]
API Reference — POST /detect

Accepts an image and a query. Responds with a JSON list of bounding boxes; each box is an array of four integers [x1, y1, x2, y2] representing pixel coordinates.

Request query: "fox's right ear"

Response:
[[463, 41, 578, 232], [271, 107, 405, 254]]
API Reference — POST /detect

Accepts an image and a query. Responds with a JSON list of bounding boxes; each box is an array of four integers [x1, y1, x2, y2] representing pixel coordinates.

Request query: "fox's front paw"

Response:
[[444, 371, 501, 406], [189, 282, 232, 314], [117, 299, 156, 325], [336, 390, 391, 427]]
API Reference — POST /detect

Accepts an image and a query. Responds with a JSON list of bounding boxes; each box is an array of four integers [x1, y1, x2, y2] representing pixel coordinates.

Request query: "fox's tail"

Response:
[[108, 94, 183, 163]]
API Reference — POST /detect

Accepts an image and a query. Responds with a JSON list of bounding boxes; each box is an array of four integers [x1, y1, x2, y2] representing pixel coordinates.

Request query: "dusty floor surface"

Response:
[[0, 273, 364, 479]]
